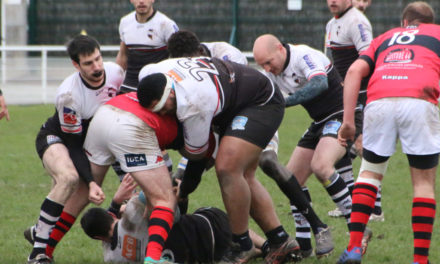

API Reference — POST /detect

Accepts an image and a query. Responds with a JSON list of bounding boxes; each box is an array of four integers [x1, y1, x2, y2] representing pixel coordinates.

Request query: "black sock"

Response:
[[232, 230, 253, 251], [265, 226, 288, 246]]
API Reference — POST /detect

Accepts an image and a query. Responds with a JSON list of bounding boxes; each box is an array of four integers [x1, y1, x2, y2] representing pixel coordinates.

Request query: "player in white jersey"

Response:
[[137, 57, 303, 263], [26, 35, 124, 264], [166, 30, 334, 259], [254, 34, 367, 256], [116, 0, 179, 93], [80, 174, 234, 264], [326, 0, 383, 223]]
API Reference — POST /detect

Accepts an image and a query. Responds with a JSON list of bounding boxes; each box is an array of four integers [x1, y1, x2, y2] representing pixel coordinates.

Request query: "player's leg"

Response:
[[28, 142, 79, 262], [260, 149, 333, 258], [46, 163, 109, 259], [312, 124, 352, 223], [409, 161, 437, 264]]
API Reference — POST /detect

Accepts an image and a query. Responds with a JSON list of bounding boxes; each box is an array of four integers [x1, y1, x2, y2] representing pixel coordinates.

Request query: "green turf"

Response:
[[1, 104, 439, 263]]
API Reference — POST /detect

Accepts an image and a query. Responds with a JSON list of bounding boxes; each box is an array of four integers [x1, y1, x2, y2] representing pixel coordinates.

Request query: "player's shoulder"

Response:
[[346, 7, 371, 27], [152, 10, 177, 24], [104, 62, 124, 76]]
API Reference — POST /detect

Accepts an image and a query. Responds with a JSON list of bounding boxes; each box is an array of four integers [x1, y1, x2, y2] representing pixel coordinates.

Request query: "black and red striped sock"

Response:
[[146, 206, 174, 260], [412, 197, 435, 264], [347, 182, 377, 251], [46, 211, 76, 258]]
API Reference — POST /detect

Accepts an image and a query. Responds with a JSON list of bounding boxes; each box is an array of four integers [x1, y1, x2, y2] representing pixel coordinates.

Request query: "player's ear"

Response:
[[71, 60, 80, 71]]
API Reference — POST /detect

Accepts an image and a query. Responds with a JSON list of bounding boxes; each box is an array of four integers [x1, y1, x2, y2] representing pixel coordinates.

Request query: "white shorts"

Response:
[[263, 131, 279, 154], [84, 105, 164, 172], [363, 98, 440, 156]]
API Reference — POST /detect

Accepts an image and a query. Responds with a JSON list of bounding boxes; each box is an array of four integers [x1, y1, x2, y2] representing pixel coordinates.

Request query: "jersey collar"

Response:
[[335, 6, 353, 19], [110, 222, 119, 250]]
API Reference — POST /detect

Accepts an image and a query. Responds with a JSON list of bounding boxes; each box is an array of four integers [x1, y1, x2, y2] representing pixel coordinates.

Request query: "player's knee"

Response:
[[310, 159, 331, 180], [58, 172, 80, 190]]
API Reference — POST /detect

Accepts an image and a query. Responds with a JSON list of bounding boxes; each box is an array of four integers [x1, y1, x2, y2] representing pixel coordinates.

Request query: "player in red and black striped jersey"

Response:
[[338, 2, 440, 263], [27, 35, 124, 264]]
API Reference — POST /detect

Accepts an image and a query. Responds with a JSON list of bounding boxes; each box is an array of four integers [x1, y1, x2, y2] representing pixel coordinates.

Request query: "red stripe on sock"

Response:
[[348, 183, 377, 251], [145, 206, 174, 260], [46, 211, 76, 258], [412, 197, 435, 264]]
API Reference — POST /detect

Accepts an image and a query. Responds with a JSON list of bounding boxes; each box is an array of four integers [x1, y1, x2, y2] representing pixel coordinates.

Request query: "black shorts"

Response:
[[35, 128, 63, 159], [163, 207, 231, 263], [222, 101, 284, 149], [297, 111, 362, 150]]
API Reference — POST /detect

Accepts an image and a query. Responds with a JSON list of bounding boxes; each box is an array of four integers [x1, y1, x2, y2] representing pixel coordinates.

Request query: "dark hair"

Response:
[[137, 73, 167, 108], [80, 207, 114, 239], [402, 1, 434, 25], [67, 35, 101, 64], [167, 30, 203, 58]]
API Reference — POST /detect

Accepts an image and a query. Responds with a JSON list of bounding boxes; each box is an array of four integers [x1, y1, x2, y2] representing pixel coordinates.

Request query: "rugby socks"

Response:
[[46, 211, 76, 258], [290, 186, 315, 252], [30, 197, 63, 259], [291, 204, 312, 252], [163, 152, 173, 173], [265, 225, 289, 246], [145, 206, 174, 261], [232, 230, 253, 251], [412, 197, 435, 264], [372, 185, 383, 215], [335, 155, 355, 195], [324, 172, 352, 221], [347, 181, 378, 251]]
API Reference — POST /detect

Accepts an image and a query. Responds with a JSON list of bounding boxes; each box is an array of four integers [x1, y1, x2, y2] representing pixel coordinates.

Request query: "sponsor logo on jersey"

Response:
[[46, 135, 62, 145], [231, 116, 248, 130], [62, 107, 78, 125], [121, 235, 141, 261], [384, 48, 414, 63], [358, 23, 368, 42], [322, 120, 341, 136], [381, 75, 408, 80], [125, 154, 147, 167], [303, 55, 316, 70]]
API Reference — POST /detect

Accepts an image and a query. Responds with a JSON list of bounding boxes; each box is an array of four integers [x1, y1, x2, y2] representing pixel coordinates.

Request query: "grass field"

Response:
[[1, 104, 439, 263]]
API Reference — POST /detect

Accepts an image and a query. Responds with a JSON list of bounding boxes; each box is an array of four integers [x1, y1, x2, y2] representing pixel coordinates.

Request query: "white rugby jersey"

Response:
[[139, 57, 222, 155], [119, 10, 179, 88], [201, 42, 248, 65], [264, 44, 330, 96], [325, 6, 372, 78], [56, 62, 124, 134], [103, 197, 148, 263]]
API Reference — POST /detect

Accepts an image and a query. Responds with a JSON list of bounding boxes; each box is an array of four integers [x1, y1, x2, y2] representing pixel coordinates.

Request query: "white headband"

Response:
[[152, 74, 175, 112]]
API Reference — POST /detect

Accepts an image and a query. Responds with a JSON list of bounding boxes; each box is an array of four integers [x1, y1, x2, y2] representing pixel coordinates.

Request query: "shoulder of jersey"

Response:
[[104, 61, 125, 80]]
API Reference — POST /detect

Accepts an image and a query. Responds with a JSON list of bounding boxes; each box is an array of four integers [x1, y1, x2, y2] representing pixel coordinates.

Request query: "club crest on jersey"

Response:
[[63, 107, 78, 125], [303, 55, 316, 70], [322, 120, 341, 135], [231, 116, 248, 130], [384, 48, 414, 63], [125, 154, 147, 167]]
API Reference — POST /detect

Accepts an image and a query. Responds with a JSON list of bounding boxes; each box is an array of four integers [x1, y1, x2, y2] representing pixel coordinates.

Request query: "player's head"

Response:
[[401, 1, 434, 26], [80, 207, 115, 241], [253, 34, 287, 76], [67, 35, 104, 85], [167, 30, 206, 58], [130, 0, 155, 17], [327, 0, 352, 16], [138, 73, 177, 115], [352, 0, 371, 13]]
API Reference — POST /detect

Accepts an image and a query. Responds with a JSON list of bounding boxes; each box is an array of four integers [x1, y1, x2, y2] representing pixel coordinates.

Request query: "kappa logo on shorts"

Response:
[[125, 154, 147, 167], [322, 120, 341, 136], [231, 116, 248, 130]]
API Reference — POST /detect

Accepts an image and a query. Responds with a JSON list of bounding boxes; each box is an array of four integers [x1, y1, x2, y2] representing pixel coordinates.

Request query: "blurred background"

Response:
[[1, 0, 439, 104]]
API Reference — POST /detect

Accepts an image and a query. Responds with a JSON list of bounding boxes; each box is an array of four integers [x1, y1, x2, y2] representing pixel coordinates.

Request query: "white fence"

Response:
[[0, 45, 253, 105]]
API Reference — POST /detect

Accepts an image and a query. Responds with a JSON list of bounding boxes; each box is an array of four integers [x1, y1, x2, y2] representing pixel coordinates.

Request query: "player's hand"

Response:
[[89, 181, 105, 205], [113, 173, 138, 204], [338, 122, 356, 147]]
